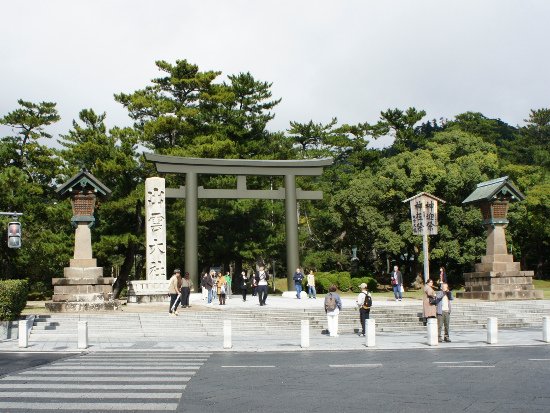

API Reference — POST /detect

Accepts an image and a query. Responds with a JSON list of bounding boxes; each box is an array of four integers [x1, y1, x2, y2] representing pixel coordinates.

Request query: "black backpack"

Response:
[[362, 293, 372, 309]]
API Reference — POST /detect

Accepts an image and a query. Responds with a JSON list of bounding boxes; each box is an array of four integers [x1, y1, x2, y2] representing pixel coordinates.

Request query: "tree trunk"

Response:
[[113, 242, 135, 299]]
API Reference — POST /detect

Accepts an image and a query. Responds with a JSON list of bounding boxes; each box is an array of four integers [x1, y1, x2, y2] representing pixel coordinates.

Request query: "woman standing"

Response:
[[438, 267, 447, 285], [240, 270, 249, 302], [324, 284, 342, 337], [180, 272, 193, 308], [217, 274, 227, 305], [423, 279, 437, 320], [307, 270, 317, 299]]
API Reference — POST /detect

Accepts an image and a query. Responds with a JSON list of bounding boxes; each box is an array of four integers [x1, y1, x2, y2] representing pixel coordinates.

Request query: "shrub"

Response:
[[337, 272, 351, 292], [27, 281, 52, 301], [350, 276, 379, 293], [0, 279, 29, 321], [362, 276, 378, 292]]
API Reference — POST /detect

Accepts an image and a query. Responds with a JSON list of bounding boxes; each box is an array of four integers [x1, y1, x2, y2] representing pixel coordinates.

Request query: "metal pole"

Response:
[[285, 174, 299, 291], [185, 172, 199, 288]]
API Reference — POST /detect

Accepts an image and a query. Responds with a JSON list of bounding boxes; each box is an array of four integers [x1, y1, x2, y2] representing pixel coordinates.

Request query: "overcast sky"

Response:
[[1, 0, 549, 148]]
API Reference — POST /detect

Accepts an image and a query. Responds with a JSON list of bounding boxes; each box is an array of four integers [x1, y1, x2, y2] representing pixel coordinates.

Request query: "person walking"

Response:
[[168, 269, 182, 315], [423, 278, 437, 320], [224, 271, 232, 299], [201, 273, 209, 301], [390, 265, 403, 301], [202, 271, 214, 305], [211, 272, 218, 301], [217, 274, 227, 305], [324, 284, 342, 337], [240, 270, 249, 302], [356, 282, 372, 337], [293, 268, 304, 299], [307, 270, 317, 299], [255, 266, 269, 306], [179, 272, 193, 308], [435, 282, 453, 342]]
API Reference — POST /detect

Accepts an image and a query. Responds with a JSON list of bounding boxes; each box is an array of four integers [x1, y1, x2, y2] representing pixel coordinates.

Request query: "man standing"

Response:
[[201, 271, 214, 305], [168, 269, 182, 315], [355, 283, 372, 337], [435, 283, 453, 342], [255, 266, 269, 306], [293, 268, 304, 299], [390, 265, 403, 301]]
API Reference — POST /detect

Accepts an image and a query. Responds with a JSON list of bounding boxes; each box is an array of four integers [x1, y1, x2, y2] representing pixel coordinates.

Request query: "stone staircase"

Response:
[[29, 300, 550, 340]]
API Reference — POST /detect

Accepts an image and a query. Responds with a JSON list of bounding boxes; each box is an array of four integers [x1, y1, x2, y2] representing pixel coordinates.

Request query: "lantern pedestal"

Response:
[[459, 178, 543, 300], [47, 222, 118, 312], [46, 170, 118, 312]]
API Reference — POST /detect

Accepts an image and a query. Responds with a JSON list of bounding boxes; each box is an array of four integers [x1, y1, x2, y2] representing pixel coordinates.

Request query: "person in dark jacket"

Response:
[[240, 270, 249, 302], [293, 268, 304, 299], [390, 265, 403, 301]]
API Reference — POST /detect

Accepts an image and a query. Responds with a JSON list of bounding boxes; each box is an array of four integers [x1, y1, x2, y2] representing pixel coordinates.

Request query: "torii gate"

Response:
[[144, 154, 333, 290]]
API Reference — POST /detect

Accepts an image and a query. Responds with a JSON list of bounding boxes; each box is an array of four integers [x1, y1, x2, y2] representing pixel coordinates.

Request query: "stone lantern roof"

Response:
[[56, 170, 111, 198], [462, 176, 525, 205]]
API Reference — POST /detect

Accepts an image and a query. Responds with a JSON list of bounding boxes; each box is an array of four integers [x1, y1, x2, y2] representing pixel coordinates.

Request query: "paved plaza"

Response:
[[1, 295, 549, 353]]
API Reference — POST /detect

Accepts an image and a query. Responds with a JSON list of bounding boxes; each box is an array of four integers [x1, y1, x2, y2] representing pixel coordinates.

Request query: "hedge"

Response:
[[0, 279, 29, 321], [315, 271, 378, 293]]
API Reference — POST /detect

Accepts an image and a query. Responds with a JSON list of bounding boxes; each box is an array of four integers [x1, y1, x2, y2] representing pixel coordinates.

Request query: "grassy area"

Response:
[[533, 279, 550, 299], [275, 277, 550, 299]]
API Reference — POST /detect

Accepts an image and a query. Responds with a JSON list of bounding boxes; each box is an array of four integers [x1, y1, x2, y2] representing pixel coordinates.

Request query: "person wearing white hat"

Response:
[[356, 282, 372, 336]]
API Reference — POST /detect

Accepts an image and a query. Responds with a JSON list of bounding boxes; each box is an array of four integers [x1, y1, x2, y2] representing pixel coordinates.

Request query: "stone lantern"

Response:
[[46, 170, 117, 311], [457, 176, 543, 300]]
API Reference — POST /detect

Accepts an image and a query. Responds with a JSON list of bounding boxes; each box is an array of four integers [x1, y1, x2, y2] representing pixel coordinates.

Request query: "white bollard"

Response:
[[223, 320, 232, 349], [18, 320, 28, 348], [543, 316, 549, 343], [78, 321, 88, 349], [427, 318, 438, 346], [487, 317, 498, 344], [301, 320, 310, 348], [365, 319, 376, 347]]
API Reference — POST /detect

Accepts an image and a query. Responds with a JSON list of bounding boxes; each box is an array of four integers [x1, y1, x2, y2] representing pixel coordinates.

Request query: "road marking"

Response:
[[5, 376, 193, 382], [433, 361, 484, 364], [329, 364, 383, 368], [0, 402, 178, 411], [528, 359, 550, 361], [0, 384, 184, 390], [222, 365, 276, 368], [0, 391, 182, 399], [437, 365, 495, 368]]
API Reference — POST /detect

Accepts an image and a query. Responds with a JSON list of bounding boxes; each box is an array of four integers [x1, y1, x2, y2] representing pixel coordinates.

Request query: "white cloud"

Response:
[[1, 0, 549, 147]]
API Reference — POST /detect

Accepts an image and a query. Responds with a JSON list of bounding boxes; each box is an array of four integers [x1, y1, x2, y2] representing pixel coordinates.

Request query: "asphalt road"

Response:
[[179, 347, 550, 413], [0, 352, 77, 376], [0, 347, 549, 413]]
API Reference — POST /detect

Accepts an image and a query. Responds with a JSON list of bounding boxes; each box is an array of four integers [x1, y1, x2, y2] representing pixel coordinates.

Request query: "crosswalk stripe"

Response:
[[0, 391, 182, 399], [0, 384, 184, 390], [0, 402, 178, 411], [4, 376, 193, 382], [23, 368, 199, 375], [0, 352, 209, 411], [36, 365, 203, 370]]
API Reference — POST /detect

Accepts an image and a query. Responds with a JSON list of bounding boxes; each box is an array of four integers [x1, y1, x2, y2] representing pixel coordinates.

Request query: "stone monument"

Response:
[[457, 176, 543, 300], [126, 177, 169, 303], [46, 170, 117, 311]]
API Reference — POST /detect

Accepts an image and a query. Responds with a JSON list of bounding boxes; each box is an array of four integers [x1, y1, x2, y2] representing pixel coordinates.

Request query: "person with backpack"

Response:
[[324, 284, 342, 337], [356, 282, 372, 336], [255, 266, 269, 306]]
